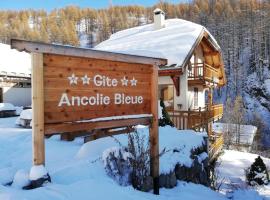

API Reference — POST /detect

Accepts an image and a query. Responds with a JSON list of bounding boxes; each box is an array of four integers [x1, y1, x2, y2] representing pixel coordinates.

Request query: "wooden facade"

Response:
[[158, 30, 226, 160]]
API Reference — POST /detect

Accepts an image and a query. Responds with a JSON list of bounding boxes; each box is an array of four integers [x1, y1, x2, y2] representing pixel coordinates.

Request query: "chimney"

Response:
[[153, 8, 165, 30]]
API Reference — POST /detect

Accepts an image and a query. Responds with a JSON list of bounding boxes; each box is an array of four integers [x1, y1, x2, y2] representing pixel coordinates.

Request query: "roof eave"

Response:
[[10, 39, 168, 66]]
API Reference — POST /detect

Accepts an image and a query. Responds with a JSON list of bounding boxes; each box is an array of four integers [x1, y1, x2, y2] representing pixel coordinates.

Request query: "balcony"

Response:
[[167, 104, 223, 131], [167, 104, 224, 161], [188, 62, 220, 86]]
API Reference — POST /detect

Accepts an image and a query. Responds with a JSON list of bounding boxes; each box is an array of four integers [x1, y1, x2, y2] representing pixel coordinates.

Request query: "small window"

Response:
[[194, 87, 198, 108]]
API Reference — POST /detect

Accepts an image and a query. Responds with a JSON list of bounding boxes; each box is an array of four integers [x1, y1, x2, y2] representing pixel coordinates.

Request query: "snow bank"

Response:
[[0, 167, 16, 185], [18, 109, 32, 120], [77, 125, 206, 174], [0, 117, 226, 200], [0, 103, 15, 111], [95, 19, 219, 67], [15, 106, 23, 115], [29, 165, 48, 181], [16, 109, 32, 127], [12, 169, 30, 189]]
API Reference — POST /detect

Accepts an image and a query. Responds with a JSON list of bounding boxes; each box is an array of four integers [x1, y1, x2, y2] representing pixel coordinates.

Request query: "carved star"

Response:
[[121, 76, 129, 86], [68, 73, 78, 85], [81, 74, 90, 85], [130, 77, 137, 86]]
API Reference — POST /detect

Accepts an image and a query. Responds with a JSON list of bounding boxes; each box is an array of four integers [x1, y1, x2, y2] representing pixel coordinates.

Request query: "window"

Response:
[[194, 87, 198, 108], [158, 85, 174, 109]]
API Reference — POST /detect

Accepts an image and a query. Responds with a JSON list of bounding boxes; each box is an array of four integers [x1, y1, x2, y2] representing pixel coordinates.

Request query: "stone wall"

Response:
[[159, 142, 209, 189]]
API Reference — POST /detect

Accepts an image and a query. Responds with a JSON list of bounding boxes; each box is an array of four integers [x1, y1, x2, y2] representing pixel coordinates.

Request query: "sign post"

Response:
[[31, 53, 45, 166], [150, 66, 159, 194], [11, 39, 167, 194]]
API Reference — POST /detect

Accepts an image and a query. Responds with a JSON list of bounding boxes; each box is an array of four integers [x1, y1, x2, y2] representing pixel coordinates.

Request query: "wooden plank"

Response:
[[84, 127, 134, 143], [43, 54, 154, 73], [11, 39, 167, 66], [150, 66, 159, 195], [158, 68, 183, 76], [44, 107, 151, 124], [31, 53, 45, 165], [44, 117, 151, 135]]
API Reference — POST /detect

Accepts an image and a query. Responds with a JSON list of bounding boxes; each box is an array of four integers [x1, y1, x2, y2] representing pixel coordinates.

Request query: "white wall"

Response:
[[3, 87, 31, 106]]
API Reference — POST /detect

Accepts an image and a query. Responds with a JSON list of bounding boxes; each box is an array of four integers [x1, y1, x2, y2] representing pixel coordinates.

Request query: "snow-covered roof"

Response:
[[0, 43, 31, 76], [95, 19, 220, 67]]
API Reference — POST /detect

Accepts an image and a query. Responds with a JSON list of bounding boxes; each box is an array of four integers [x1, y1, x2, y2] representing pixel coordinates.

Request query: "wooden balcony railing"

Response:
[[168, 104, 223, 131], [209, 133, 224, 161], [188, 62, 220, 84]]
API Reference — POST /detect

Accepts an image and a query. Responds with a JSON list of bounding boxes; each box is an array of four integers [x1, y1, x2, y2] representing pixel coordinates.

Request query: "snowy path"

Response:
[[217, 150, 270, 199]]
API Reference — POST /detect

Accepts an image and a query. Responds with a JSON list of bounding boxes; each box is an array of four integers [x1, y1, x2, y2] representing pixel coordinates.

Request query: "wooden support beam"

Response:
[[150, 66, 159, 195], [31, 53, 45, 166], [158, 68, 183, 76], [84, 127, 134, 143], [204, 51, 219, 56], [45, 117, 151, 135], [170, 75, 180, 96]]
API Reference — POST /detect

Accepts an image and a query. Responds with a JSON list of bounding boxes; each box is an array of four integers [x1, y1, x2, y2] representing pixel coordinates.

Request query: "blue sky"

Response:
[[0, 0, 189, 11]]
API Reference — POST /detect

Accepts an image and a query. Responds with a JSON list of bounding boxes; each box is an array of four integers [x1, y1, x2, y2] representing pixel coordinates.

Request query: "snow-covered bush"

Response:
[[102, 147, 132, 186], [246, 156, 269, 186], [159, 99, 174, 127], [127, 130, 152, 191], [102, 130, 153, 191]]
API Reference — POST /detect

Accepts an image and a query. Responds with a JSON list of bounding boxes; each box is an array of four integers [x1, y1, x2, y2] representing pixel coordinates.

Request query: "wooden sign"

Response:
[[43, 54, 152, 128], [11, 39, 167, 195]]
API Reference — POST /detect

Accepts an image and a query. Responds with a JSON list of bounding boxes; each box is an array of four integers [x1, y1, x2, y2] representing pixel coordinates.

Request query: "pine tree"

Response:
[[159, 99, 174, 127], [246, 156, 269, 186]]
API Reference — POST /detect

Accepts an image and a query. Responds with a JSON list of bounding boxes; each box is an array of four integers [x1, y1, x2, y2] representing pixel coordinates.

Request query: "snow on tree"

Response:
[[246, 156, 269, 186]]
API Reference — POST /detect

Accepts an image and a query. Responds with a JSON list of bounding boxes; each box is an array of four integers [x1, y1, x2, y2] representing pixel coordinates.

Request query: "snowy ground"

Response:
[[1, 117, 269, 200], [0, 117, 227, 200], [217, 150, 270, 200]]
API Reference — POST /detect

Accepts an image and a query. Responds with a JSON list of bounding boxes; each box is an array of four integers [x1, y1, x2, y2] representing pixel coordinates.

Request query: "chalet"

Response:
[[95, 9, 226, 159], [0, 43, 31, 107]]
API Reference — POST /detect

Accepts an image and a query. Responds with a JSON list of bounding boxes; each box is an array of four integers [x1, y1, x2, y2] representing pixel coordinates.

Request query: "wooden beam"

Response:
[[150, 66, 159, 195], [11, 39, 167, 66], [170, 75, 180, 96], [44, 117, 151, 135], [158, 68, 183, 76], [204, 51, 220, 56], [31, 53, 45, 165], [188, 79, 206, 86], [84, 127, 134, 143]]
